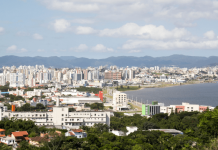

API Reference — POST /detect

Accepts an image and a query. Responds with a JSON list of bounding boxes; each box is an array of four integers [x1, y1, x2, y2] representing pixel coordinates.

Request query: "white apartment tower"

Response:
[[9, 73, 25, 87], [113, 91, 127, 106]]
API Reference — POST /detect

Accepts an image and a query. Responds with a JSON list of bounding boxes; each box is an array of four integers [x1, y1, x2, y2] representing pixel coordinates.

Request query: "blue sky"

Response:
[[1, 0, 218, 59]]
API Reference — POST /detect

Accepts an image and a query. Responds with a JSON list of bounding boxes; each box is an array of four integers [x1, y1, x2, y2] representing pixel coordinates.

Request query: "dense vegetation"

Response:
[[116, 85, 141, 91], [4, 94, 25, 101], [1, 108, 218, 149], [16, 103, 46, 112], [85, 103, 104, 110], [75, 87, 102, 94], [0, 83, 13, 92]]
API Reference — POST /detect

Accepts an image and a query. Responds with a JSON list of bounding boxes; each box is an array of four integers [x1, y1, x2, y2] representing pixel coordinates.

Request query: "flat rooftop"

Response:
[[149, 129, 183, 134]]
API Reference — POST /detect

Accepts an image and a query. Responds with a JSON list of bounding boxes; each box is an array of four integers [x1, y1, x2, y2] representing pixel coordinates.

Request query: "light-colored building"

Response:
[[113, 91, 127, 106], [58, 96, 102, 104], [148, 129, 183, 136], [26, 89, 42, 98], [160, 102, 214, 115], [111, 126, 138, 136], [0, 136, 16, 146], [65, 129, 87, 138], [142, 101, 160, 116], [9, 73, 25, 87], [0, 98, 110, 129], [126, 126, 138, 135]]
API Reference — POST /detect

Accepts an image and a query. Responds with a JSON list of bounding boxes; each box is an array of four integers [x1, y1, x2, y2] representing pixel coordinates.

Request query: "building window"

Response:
[[62, 114, 64, 116]]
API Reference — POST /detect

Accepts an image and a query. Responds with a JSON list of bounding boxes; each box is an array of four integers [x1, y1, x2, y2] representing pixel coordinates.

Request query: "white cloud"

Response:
[[76, 26, 96, 34], [20, 48, 28, 52], [7, 45, 28, 53], [204, 31, 216, 40], [40, 0, 99, 12], [37, 49, 44, 52], [53, 19, 71, 32], [33, 33, 43, 40], [92, 44, 114, 52], [39, 0, 218, 23], [71, 44, 89, 52], [174, 22, 196, 27], [99, 23, 190, 40], [77, 44, 88, 50], [0, 27, 4, 33], [72, 19, 94, 24], [52, 19, 96, 34], [122, 39, 218, 50], [7, 45, 17, 51]]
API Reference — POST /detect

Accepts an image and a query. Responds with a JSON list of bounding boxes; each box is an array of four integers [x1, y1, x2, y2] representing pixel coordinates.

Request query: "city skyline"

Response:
[[1, 0, 218, 59]]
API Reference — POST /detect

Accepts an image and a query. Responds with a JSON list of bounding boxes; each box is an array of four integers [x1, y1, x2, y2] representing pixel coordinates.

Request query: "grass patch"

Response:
[[128, 102, 142, 111], [116, 86, 141, 91]]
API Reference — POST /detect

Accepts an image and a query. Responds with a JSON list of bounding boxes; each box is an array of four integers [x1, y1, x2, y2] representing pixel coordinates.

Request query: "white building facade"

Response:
[[0, 100, 110, 129]]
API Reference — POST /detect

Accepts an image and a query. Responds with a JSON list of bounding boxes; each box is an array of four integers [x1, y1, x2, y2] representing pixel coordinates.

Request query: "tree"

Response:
[[36, 103, 45, 110], [93, 123, 109, 133], [142, 122, 159, 130], [90, 103, 104, 110], [43, 131, 65, 150], [0, 143, 12, 150], [69, 107, 76, 112], [84, 103, 91, 107]]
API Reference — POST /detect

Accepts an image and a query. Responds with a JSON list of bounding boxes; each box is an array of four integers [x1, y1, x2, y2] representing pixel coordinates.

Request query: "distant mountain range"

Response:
[[0, 55, 217, 68]]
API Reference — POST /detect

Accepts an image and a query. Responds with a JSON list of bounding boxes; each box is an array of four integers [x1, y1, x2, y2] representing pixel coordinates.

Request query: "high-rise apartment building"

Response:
[[9, 73, 25, 87]]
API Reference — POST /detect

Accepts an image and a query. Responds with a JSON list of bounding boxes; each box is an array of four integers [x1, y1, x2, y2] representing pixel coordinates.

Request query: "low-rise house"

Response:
[[65, 129, 87, 138], [0, 136, 16, 145], [29, 136, 48, 147], [0, 129, 5, 137], [11, 131, 29, 143]]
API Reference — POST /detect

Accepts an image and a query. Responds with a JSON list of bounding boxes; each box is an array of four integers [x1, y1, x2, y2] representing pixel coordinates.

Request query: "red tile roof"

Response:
[[12, 131, 28, 137], [24, 137, 29, 140], [69, 132, 75, 136], [72, 129, 83, 133]]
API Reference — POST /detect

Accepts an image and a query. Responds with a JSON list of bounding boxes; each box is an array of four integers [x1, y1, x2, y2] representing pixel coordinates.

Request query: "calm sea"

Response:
[[124, 83, 218, 107]]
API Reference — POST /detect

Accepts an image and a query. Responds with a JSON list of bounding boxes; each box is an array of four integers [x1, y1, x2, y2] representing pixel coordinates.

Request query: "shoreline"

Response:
[[122, 80, 217, 92]]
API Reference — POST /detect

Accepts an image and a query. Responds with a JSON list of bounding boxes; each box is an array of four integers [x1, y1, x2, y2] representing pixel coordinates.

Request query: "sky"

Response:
[[1, 0, 218, 59]]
